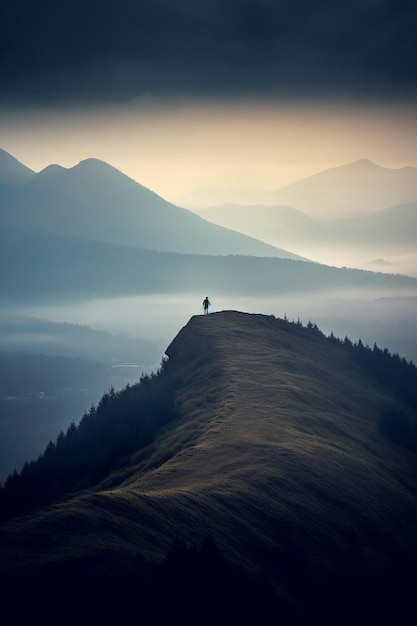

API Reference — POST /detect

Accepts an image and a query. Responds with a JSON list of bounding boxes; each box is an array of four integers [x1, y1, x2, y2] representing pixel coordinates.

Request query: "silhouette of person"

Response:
[[203, 296, 211, 315]]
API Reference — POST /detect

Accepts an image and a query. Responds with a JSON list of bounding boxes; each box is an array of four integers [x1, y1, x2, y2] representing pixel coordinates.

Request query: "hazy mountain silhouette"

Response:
[[186, 159, 417, 218], [270, 159, 417, 218], [327, 202, 417, 248], [1, 311, 416, 623], [2, 226, 416, 305], [0, 312, 162, 365], [194, 202, 319, 243], [0, 148, 35, 184], [194, 201, 417, 253], [0, 152, 301, 259]]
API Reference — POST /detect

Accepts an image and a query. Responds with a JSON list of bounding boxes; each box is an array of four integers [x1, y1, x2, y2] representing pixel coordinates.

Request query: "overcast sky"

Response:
[[2, 0, 417, 106], [1, 0, 416, 200]]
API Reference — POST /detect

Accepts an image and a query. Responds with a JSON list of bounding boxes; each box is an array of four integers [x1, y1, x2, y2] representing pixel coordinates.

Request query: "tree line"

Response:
[[0, 357, 177, 521], [287, 315, 417, 452], [283, 314, 417, 411]]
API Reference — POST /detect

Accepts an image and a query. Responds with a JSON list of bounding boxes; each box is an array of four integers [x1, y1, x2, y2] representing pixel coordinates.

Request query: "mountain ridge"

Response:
[[192, 200, 417, 276], [272, 159, 417, 216], [183, 159, 417, 217], [1, 311, 416, 622], [33, 157, 153, 191], [0, 150, 301, 259]]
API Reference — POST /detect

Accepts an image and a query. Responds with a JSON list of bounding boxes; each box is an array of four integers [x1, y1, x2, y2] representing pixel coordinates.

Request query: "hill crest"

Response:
[[2, 311, 417, 540], [1, 311, 417, 620]]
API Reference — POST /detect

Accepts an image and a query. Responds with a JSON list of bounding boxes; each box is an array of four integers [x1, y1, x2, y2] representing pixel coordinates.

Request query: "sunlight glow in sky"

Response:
[[2, 101, 416, 206]]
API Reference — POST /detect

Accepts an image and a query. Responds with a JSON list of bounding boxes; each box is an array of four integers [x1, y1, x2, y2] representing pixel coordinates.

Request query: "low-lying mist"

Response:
[[1, 286, 415, 483], [15, 288, 417, 364], [282, 246, 417, 279]]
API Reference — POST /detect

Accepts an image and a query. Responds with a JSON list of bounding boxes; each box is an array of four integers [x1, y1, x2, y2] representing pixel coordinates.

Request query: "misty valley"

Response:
[[1, 147, 417, 623], [2, 288, 416, 485], [1, 147, 417, 481], [3, 0, 417, 620], [2, 310, 417, 623]]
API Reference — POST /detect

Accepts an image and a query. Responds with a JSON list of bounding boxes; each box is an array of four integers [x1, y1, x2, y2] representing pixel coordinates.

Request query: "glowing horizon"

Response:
[[1, 101, 416, 208]]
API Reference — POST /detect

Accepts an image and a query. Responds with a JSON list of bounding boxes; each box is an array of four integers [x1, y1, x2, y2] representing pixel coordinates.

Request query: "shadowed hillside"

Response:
[[1, 311, 417, 623]]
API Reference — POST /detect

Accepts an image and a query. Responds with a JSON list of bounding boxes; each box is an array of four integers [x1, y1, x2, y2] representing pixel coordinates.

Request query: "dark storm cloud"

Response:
[[1, 0, 416, 106]]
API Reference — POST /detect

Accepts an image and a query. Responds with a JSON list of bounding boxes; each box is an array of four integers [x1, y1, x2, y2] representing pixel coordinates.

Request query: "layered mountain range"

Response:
[[184, 158, 417, 217], [194, 201, 417, 252], [1, 148, 416, 305], [0, 148, 299, 259], [2, 148, 416, 501], [1, 147, 416, 625], [190, 159, 417, 276]]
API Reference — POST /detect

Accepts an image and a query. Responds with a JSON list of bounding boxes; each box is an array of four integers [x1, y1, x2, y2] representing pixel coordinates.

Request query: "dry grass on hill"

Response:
[[1, 311, 417, 609]]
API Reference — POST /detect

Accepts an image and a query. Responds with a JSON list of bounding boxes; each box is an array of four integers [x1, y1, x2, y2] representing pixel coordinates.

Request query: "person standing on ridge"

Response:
[[203, 296, 211, 315]]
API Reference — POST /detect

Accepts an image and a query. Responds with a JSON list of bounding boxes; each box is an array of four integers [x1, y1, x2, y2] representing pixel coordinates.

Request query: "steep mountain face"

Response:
[[0, 148, 34, 184], [0, 154, 300, 259], [1, 312, 416, 621]]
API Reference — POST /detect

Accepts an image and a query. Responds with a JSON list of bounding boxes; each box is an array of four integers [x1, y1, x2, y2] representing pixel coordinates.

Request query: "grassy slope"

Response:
[[1, 312, 417, 607]]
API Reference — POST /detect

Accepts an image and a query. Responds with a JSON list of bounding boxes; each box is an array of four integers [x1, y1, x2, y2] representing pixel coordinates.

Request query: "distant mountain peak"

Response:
[[37, 163, 67, 176], [339, 159, 416, 174], [345, 158, 386, 171], [271, 157, 417, 218], [31, 157, 153, 194], [349, 158, 378, 167], [36, 158, 121, 178], [73, 157, 120, 172], [312, 158, 383, 178], [2, 147, 296, 258], [53, 157, 154, 191]]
